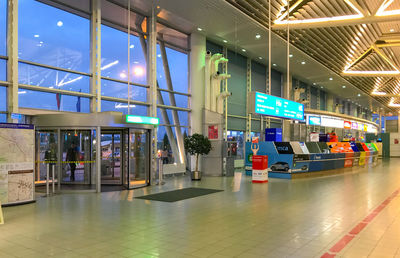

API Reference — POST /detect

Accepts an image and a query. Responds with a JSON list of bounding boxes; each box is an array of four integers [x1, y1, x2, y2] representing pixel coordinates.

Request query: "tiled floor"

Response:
[[2, 159, 400, 257]]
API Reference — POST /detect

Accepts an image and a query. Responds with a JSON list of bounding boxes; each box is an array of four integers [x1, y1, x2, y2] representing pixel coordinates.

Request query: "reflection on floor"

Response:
[[3, 159, 400, 257]]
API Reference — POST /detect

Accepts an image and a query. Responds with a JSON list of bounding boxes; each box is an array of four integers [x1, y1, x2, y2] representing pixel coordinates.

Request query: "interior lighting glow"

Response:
[[34, 34, 39, 38], [357, 94, 361, 96], [273, 63, 277, 66], [101, 60, 119, 71], [129, 44, 134, 49], [342, 85, 346, 88], [119, 72, 127, 79], [18, 91, 27, 94], [329, 78, 333, 80], [57, 21, 63, 27], [115, 103, 136, 108], [197, 27, 203, 31], [301, 61, 306, 64], [372, 91, 387, 95], [222, 39, 228, 43], [57, 76, 83, 87], [289, 54, 293, 57], [343, 71, 400, 75], [255, 34, 261, 39], [258, 57, 262, 60], [133, 66, 145, 76], [242, 49, 246, 52]]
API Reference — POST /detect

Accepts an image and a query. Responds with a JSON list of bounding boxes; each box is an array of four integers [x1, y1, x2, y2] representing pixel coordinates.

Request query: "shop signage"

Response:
[[249, 92, 304, 120], [351, 122, 358, 130], [125, 115, 159, 125], [308, 116, 321, 125], [344, 121, 351, 129], [321, 116, 343, 128]]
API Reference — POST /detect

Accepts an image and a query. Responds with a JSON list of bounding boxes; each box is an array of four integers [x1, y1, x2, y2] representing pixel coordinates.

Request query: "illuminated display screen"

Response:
[[308, 116, 321, 125], [125, 115, 159, 125], [254, 92, 304, 120]]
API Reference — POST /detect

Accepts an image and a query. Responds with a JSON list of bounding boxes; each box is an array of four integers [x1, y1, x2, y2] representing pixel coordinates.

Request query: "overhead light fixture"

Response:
[[289, 54, 293, 58], [342, 85, 346, 88], [301, 61, 306, 65], [222, 39, 228, 43], [242, 49, 246, 52], [34, 34, 39, 38], [272, 63, 277, 66], [320, 86, 324, 89], [329, 78, 333, 81], [255, 34, 261, 39], [312, 83, 316, 85], [390, 29, 395, 32], [57, 21, 63, 27], [197, 27, 202, 31], [372, 91, 387, 95], [357, 93, 361, 96], [258, 57, 262, 60]]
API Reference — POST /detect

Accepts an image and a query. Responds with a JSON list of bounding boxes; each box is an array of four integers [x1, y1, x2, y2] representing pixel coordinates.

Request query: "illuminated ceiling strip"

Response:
[[275, 0, 308, 22], [272, 0, 400, 29], [342, 45, 400, 77], [375, 0, 400, 16], [274, 0, 364, 25], [371, 91, 387, 95]]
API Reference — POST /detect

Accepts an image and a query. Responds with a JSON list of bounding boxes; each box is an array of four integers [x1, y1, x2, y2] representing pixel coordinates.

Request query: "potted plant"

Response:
[[184, 133, 212, 180]]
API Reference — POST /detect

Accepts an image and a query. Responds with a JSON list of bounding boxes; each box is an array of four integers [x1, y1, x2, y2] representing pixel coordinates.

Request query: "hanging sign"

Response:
[[208, 125, 218, 140]]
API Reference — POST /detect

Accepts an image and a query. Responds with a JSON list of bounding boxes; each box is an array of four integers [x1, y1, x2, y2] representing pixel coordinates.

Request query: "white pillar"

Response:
[[189, 33, 206, 134], [189, 33, 205, 171], [282, 72, 292, 142], [90, 0, 101, 113]]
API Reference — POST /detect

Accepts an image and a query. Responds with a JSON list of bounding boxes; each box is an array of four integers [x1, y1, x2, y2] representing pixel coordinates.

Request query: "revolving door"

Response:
[[34, 112, 153, 193]]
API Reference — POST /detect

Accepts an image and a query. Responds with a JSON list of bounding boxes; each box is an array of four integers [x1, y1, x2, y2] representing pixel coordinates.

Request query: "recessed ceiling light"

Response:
[[258, 56, 262, 60], [255, 34, 261, 39], [272, 63, 277, 66], [329, 78, 333, 81], [390, 28, 395, 32], [301, 61, 306, 65], [222, 39, 228, 43], [320, 86, 323, 89], [313, 83, 316, 85], [197, 27, 202, 31], [242, 49, 246, 52], [289, 54, 293, 58], [57, 21, 63, 27], [358, 94, 361, 97], [342, 85, 346, 88], [34, 34, 39, 38]]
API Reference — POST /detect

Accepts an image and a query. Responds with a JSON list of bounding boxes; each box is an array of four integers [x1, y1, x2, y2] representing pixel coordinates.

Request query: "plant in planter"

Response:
[[184, 133, 212, 180]]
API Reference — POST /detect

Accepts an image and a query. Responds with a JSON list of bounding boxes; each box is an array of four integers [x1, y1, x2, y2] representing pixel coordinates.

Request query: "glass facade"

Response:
[[0, 0, 6, 56]]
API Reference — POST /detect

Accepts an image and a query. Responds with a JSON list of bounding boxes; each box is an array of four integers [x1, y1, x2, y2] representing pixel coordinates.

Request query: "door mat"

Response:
[[135, 187, 223, 202]]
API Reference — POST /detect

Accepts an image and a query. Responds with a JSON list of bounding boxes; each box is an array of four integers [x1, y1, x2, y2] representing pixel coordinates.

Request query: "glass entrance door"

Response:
[[60, 130, 93, 188], [101, 132, 122, 185], [35, 130, 58, 184], [128, 129, 150, 189]]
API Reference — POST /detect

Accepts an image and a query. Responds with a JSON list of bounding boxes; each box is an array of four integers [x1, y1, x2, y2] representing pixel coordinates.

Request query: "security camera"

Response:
[[294, 87, 299, 90], [206, 50, 211, 55]]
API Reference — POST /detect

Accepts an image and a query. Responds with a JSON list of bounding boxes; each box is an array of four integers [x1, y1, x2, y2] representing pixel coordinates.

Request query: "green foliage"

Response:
[[184, 133, 212, 156]]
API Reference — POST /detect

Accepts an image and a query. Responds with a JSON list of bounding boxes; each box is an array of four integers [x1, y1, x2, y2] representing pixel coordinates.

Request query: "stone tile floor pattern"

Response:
[[2, 159, 400, 257]]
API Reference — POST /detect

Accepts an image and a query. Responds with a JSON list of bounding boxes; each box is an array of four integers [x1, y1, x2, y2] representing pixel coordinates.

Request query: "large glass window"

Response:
[[0, 86, 6, 112], [0, 0, 6, 56], [18, 63, 90, 92], [101, 25, 147, 85], [101, 100, 147, 116], [0, 59, 6, 81], [19, 90, 90, 112], [18, 0, 90, 72]]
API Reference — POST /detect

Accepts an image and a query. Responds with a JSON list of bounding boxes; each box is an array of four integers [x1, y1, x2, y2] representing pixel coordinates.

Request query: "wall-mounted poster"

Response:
[[208, 125, 218, 140]]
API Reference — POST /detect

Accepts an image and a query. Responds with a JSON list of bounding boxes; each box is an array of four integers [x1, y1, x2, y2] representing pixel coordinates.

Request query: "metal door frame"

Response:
[[100, 129, 124, 186], [128, 128, 151, 189]]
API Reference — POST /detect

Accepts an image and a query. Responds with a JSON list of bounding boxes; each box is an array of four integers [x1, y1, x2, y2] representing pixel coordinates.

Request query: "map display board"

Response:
[[0, 123, 35, 205]]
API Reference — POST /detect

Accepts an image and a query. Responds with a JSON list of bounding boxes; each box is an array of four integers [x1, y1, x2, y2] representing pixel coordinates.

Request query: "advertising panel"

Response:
[[351, 122, 358, 130], [321, 116, 344, 128], [344, 121, 351, 129]]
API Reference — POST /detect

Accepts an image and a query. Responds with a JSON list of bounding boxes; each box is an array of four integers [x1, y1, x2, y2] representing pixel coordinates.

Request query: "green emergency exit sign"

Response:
[[125, 115, 159, 125]]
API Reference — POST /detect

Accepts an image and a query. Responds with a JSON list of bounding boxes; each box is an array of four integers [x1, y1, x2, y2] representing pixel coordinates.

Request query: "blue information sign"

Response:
[[254, 92, 304, 120]]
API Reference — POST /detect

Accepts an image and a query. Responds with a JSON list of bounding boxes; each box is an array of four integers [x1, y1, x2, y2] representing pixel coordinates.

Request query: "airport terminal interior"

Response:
[[1, 0, 400, 257]]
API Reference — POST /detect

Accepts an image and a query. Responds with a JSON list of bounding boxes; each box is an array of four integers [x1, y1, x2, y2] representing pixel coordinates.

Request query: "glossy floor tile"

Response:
[[2, 159, 400, 257]]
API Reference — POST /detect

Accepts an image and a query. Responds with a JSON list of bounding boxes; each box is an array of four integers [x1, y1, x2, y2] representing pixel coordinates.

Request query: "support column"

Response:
[[7, 0, 18, 122], [147, 5, 158, 184], [326, 94, 334, 113], [96, 126, 101, 192], [189, 33, 206, 171], [282, 72, 292, 142], [90, 0, 101, 113]]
